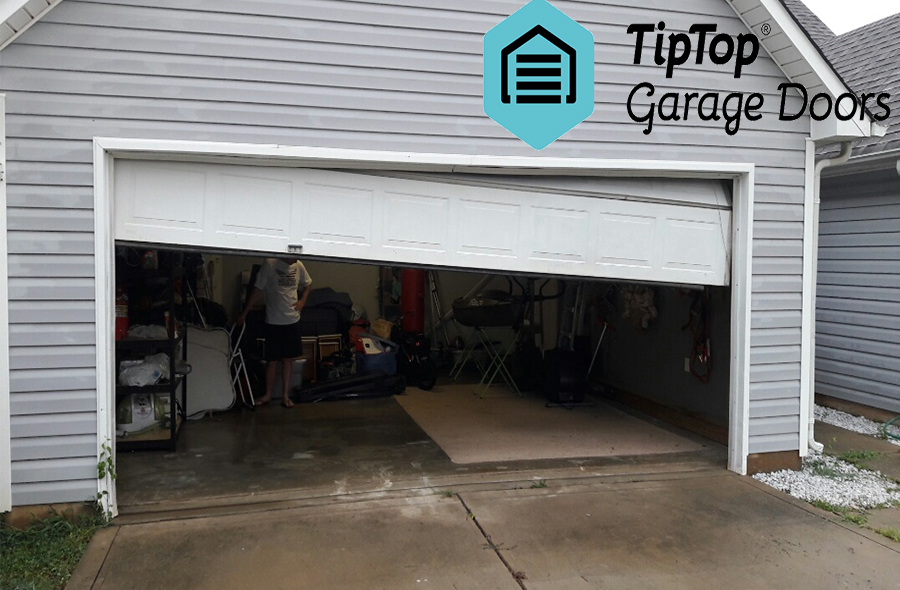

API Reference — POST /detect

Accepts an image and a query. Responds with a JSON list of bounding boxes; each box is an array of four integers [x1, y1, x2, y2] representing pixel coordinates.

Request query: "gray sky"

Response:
[[800, 0, 898, 35]]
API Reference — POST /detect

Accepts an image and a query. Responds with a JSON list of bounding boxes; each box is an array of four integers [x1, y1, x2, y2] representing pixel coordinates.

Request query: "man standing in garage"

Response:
[[237, 258, 313, 408]]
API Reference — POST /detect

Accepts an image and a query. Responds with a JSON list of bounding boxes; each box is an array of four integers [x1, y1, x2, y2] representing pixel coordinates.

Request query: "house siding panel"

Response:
[[1, 0, 810, 503], [817, 170, 900, 413]]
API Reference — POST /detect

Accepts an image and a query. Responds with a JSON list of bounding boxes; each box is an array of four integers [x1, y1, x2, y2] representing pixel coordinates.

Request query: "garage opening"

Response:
[[102, 154, 741, 512]]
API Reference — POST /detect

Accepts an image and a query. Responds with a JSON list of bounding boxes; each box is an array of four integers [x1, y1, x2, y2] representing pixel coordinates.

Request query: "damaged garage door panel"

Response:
[[113, 161, 732, 286]]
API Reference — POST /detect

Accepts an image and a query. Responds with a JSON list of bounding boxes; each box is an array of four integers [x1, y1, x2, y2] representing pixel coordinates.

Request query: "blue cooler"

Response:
[[356, 333, 398, 376]]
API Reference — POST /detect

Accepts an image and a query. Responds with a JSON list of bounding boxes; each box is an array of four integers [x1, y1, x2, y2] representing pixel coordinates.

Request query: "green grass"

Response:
[[875, 528, 900, 542], [810, 499, 847, 514], [438, 490, 454, 498], [809, 459, 845, 480], [530, 480, 548, 489], [842, 513, 868, 526], [837, 450, 882, 467], [0, 512, 105, 590]]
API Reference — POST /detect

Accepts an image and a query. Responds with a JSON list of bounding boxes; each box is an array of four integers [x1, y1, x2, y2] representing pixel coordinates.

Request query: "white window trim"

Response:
[[92, 138, 756, 515], [0, 94, 11, 513]]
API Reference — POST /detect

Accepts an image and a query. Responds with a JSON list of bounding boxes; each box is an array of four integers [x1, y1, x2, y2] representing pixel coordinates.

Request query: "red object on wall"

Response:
[[115, 287, 129, 340], [400, 269, 426, 333]]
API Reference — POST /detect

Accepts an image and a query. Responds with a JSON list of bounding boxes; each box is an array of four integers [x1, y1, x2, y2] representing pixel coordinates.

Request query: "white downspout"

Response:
[[808, 141, 853, 453]]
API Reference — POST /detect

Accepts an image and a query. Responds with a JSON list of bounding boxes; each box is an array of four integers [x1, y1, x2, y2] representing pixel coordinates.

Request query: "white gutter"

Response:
[[807, 141, 853, 453]]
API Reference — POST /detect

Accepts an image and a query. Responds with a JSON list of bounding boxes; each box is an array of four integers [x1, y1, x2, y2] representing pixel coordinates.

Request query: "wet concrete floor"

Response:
[[117, 391, 723, 510]]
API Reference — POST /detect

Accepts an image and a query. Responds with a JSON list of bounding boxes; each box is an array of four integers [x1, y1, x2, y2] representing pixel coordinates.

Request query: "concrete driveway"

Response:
[[71, 471, 900, 590]]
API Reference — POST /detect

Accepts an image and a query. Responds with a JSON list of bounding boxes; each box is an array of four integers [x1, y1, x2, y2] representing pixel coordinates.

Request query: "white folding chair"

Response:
[[230, 323, 255, 408]]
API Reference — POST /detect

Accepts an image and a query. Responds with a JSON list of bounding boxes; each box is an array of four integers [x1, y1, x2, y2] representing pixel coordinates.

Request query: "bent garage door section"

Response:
[[114, 161, 732, 286]]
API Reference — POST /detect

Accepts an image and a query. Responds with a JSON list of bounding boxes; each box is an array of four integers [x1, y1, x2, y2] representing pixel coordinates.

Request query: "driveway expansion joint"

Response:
[[457, 493, 528, 590]]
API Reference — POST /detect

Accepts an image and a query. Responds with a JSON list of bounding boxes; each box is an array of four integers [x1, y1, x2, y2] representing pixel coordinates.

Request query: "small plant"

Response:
[[809, 459, 845, 480], [530, 480, 548, 489], [837, 450, 882, 467], [438, 490, 454, 498], [810, 499, 847, 514], [875, 528, 900, 542], [97, 441, 117, 521], [842, 513, 868, 526]]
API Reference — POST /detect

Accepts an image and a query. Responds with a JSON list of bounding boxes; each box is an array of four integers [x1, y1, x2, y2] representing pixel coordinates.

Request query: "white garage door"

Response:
[[113, 161, 732, 286]]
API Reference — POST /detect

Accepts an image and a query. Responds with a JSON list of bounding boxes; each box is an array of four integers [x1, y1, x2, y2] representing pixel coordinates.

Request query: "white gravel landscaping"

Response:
[[814, 404, 900, 447], [753, 452, 900, 511]]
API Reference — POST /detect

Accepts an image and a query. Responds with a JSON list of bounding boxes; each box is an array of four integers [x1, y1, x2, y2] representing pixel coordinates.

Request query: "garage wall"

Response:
[[217, 257, 535, 351], [817, 169, 900, 413], [1, 0, 809, 504], [218, 256, 381, 323], [601, 286, 732, 426]]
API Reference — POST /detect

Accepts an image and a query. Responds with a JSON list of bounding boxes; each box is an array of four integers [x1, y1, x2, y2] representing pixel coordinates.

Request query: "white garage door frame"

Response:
[[0, 94, 11, 513], [92, 137, 755, 517]]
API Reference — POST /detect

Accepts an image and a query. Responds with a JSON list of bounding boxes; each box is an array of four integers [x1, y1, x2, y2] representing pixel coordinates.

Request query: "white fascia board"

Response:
[[727, 0, 873, 142], [0, 0, 63, 52], [0, 0, 25, 23]]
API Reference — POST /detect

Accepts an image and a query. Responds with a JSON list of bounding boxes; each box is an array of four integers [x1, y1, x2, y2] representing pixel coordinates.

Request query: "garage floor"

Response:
[[77, 472, 899, 590], [116, 384, 722, 511]]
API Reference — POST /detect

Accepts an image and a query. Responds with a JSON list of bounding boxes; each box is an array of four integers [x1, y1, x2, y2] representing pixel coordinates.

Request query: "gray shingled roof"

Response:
[[780, 0, 835, 46], [821, 13, 900, 156], [781, 1, 899, 157]]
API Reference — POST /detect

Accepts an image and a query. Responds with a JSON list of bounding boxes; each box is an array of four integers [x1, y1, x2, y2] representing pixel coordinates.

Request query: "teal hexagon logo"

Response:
[[484, 0, 595, 150]]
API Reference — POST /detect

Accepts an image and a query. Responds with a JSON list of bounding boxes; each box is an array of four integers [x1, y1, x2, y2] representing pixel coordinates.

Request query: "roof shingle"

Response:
[[782, 1, 899, 156]]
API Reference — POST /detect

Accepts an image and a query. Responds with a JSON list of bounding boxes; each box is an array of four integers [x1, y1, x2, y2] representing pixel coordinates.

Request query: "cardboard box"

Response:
[[301, 337, 318, 382]]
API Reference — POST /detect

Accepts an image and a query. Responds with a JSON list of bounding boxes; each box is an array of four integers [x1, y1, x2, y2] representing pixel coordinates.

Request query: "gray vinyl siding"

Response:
[[817, 169, 900, 413], [1, 0, 809, 504]]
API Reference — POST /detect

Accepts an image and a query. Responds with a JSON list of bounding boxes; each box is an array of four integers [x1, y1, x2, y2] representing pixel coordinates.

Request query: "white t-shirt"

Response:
[[253, 258, 313, 325]]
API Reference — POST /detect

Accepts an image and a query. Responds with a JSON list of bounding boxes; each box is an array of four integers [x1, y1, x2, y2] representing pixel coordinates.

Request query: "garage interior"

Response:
[[109, 164, 735, 511], [113, 249, 730, 509]]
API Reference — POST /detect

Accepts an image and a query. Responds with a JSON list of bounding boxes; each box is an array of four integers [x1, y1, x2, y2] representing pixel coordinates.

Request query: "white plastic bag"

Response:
[[118, 353, 170, 387]]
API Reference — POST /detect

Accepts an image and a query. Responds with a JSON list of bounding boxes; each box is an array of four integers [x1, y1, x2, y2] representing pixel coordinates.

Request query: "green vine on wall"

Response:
[[96, 441, 116, 520]]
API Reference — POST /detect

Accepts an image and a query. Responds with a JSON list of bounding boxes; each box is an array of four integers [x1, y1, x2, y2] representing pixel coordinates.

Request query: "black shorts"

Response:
[[264, 321, 304, 361]]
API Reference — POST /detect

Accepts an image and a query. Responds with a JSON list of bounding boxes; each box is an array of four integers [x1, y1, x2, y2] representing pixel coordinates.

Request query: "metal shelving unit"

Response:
[[115, 262, 188, 452]]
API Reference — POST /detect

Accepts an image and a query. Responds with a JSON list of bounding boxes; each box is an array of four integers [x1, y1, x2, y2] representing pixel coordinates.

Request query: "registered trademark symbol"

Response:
[[760, 23, 771, 36]]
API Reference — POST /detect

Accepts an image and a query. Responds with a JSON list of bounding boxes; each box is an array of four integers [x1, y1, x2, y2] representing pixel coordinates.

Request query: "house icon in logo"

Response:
[[501, 25, 577, 105], [484, 0, 594, 150]]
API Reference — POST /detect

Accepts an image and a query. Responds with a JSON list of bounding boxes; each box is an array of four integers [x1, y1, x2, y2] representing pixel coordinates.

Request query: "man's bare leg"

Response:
[[281, 358, 295, 408], [256, 360, 277, 406]]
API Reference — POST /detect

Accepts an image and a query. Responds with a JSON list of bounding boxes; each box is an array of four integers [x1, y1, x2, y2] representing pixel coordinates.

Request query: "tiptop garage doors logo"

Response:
[[484, 0, 594, 150], [484, 1, 891, 150]]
